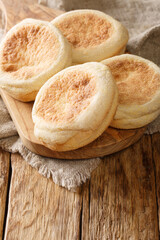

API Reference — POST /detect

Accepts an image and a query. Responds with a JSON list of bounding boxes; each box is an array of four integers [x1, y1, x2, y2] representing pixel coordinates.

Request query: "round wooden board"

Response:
[[0, 4, 146, 159], [1, 89, 146, 159]]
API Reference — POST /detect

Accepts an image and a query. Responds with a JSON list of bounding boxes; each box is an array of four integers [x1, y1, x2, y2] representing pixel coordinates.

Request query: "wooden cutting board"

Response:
[[0, 3, 146, 159]]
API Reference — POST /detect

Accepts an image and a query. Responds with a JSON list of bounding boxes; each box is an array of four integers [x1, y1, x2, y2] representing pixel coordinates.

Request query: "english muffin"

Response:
[[51, 10, 129, 63], [32, 62, 118, 151], [102, 54, 160, 129], [0, 18, 72, 102]]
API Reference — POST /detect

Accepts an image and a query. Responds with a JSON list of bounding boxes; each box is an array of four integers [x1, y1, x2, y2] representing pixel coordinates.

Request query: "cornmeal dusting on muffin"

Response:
[[107, 59, 160, 105], [55, 13, 113, 48], [0, 24, 60, 79], [36, 70, 96, 122]]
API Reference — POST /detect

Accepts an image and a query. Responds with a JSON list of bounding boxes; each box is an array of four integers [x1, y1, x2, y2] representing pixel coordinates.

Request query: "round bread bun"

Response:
[[111, 109, 160, 129], [102, 54, 160, 129], [51, 10, 129, 63], [32, 62, 118, 151], [0, 18, 72, 102]]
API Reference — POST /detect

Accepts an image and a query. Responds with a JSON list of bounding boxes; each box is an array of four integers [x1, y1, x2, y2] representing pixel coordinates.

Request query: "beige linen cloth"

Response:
[[0, 0, 160, 190]]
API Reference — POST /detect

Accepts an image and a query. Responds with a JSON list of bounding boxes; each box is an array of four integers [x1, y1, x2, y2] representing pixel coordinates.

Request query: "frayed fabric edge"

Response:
[[0, 136, 102, 190]]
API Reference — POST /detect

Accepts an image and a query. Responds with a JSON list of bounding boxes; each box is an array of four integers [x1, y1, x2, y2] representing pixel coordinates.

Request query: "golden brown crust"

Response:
[[32, 62, 118, 151], [36, 70, 96, 123], [55, 13, 113, 48], [0, 24, 60, 80], [106, 59, 160, 105]]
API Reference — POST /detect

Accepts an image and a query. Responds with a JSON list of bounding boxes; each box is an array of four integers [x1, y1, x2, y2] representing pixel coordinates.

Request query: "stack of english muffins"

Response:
[[0, 10, 160, 151]]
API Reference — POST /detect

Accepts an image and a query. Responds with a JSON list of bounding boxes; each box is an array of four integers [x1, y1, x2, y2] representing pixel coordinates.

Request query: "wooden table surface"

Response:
[[0, 1, 160, 240]]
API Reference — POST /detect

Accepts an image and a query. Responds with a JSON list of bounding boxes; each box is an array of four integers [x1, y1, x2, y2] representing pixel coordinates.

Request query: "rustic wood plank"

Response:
[[151, 133, 160, 232], [81, 135, 159, 240], [4, 137, 160, 239], [4, 153, 82, 240], [0, 148, 10, 240]]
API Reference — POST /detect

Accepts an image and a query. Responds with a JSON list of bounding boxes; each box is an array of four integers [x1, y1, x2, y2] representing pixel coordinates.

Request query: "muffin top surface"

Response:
[[55, 12, 113, 48], [0, 22, 60, 80], [36, 69, 96, 123], [106, 58, 160, 105]]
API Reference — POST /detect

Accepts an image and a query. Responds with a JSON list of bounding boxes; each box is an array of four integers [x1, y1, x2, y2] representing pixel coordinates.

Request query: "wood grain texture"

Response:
[[81, 135, 159, 240], [5, 153, 82, 240], [4, 136, 160, 240], [0, 2, 146, 159], [151, 133, 160, 231], [0, 149, 10, 240]]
